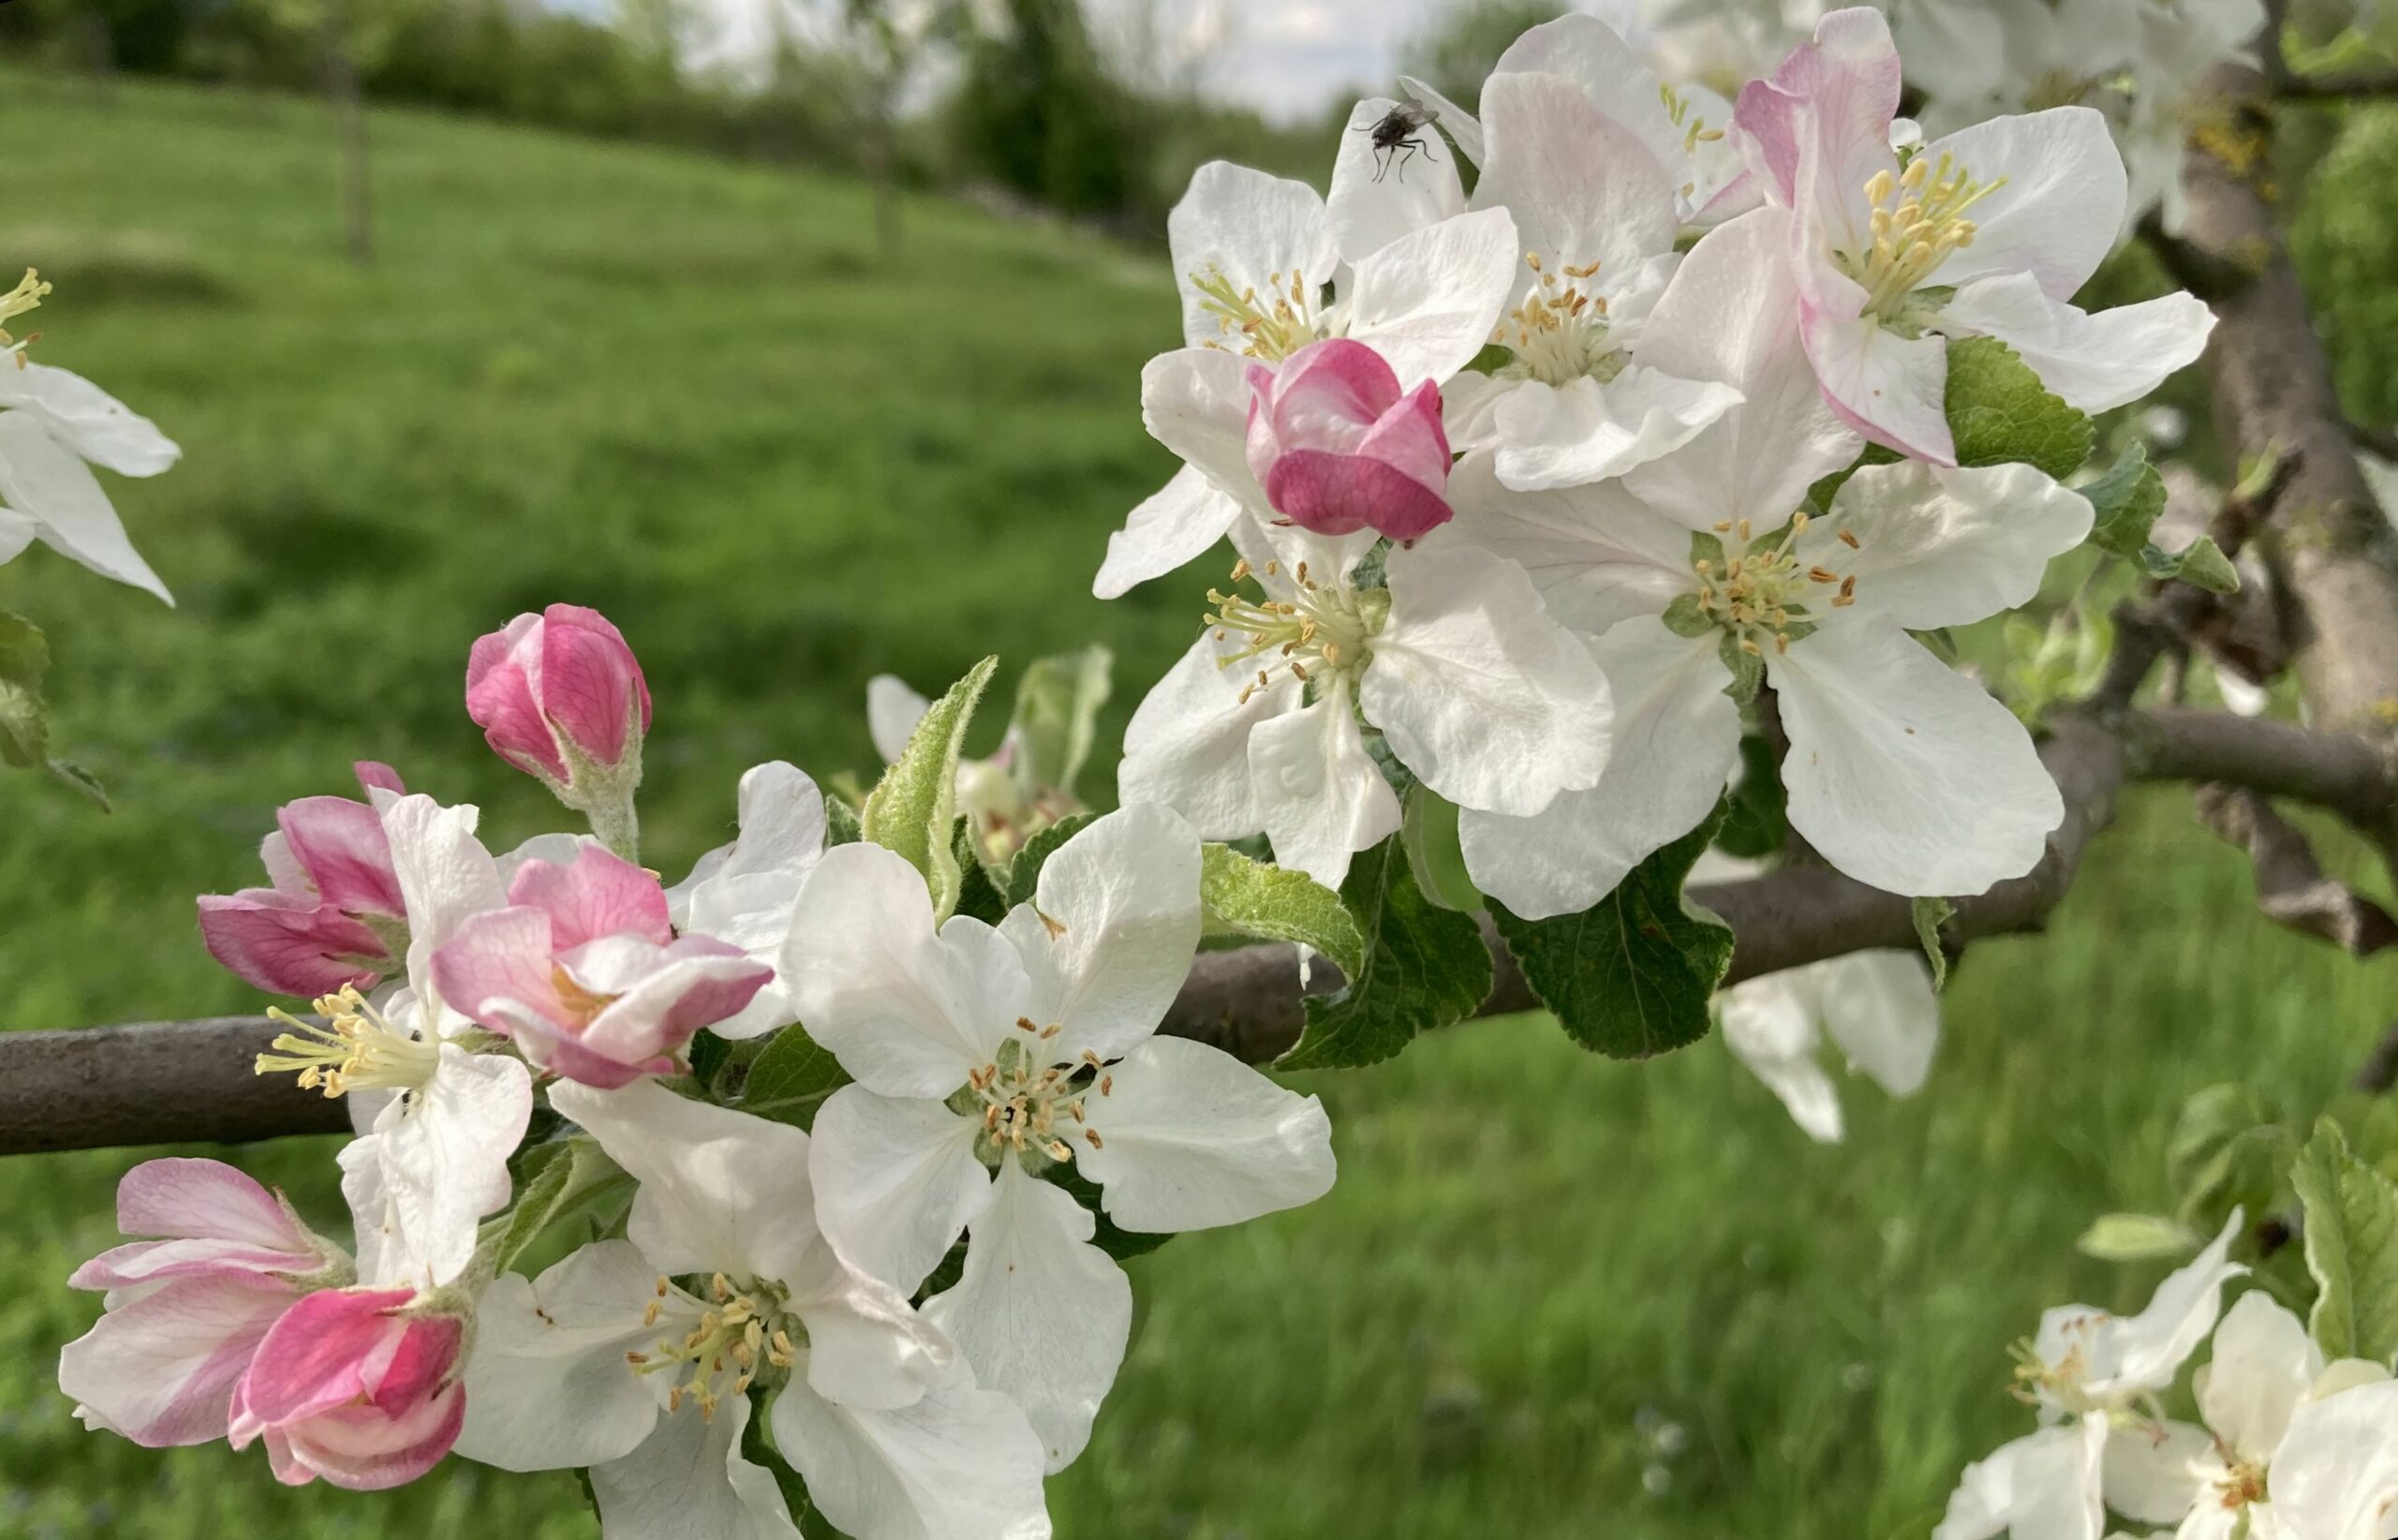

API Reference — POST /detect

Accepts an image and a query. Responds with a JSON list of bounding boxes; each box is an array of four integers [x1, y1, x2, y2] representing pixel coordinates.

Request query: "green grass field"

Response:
[[5, 72, 2396, 1540]]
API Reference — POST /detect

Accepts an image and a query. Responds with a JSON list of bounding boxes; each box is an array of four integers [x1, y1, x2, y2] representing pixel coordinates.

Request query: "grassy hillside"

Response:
[[2, 72, 2394, 1540]]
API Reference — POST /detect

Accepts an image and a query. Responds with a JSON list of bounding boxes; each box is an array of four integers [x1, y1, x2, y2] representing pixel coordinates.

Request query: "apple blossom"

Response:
[[1091, 155, 1520, 597], [1935, 1212, 2246, 1540], [1242, 337, 1453, 540], [253, 792, 534, 1286], [431, 844, 774, 1088], [226, 1280, 469, 1491], [1444, 205, 2085, 912], [664, 760, 829, 1038], [1712, 935, 1939, 1141], [1733, 7, 2215, 463], [0, 270, 181, 603], [1118, 517, 1612, 890], [867, 678, 1083, 863], [456, 1078, 1051, 1540], [198, 763, 412, 999], [781, 805, 1336, 1469], [466, 604, 652, 857], [2270, 1378, 2398, 1540]]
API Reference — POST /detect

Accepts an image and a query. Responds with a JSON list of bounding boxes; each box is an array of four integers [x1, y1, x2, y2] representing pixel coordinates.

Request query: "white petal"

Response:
[[2101, 1420, 2215, 1526], [592, 1393, 799, 1540], [1168, 162, 1332, 355], [0, 412, 171, 602], [1472, 71, 1676, 282], [783, 842, 1030, 1098], [1932, 1417, 2108, 1540], [1457, 615, 1737, 920], [378, 794, 506, 1025], [454, 1239, 670, 1472], [1716, 973, 1845, 1143], [1077, 1036, 1336, 1232], [1769, 616, 2062, 898], [866, 677, 931, 767], [2194, 1290, 2322, 1464], [773, 1361, 1052, 1540], [1939, 275, 2215, 415], [1798, 300, 1955, 465], [924, 1161, 1131, 1473], [1624, 206, 1863, 528], [349, 1045, 531, 1287], [2269, 1380, 2398, 1540], [550, 1078, 822, 1288], [1921, 108, 2125, 302], [0, 505, 36, 563], [1809, 460, 2094, 630], [1119, 632, 1298, 843], [1489, 14, 1681, 172], [780, 1244, 955, 1415], [1439, 453, 1692, 635], [808, 1086, 991, 1294], [1245, 686, 1399, 892], [1810, 951, 1940, 1098], [1343, 207, 1520, 389], [2055, 1210, 2246, 1401], [1364, 542, 1613, 817], [1094, 464, 1244, 600], [1141, 348, 1271, 518], [0, 363, 180, 475], [1395, 74, 1481, 167], [1492, 370, 1743, 491], [1325, 98, 1466, 265], [998, 804, 1199, 1062]]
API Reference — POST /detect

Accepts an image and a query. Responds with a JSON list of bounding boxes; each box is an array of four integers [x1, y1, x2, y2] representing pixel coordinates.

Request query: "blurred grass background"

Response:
[[4, 69, 2398, 1540]]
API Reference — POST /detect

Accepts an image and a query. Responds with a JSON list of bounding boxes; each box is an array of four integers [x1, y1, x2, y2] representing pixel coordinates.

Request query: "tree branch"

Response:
[[2195, 786, 2398, 956], [2273, 66, 2398, 101]]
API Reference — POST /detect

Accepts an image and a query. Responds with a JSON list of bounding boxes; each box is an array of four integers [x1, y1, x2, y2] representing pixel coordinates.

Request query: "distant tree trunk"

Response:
[[320, 12, 375, 267]]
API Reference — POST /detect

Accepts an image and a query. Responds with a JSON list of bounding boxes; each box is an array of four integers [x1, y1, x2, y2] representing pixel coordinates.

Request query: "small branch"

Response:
[[2128, 708, 2398, 827], [2274, 66, 2398, 101], [2196, 786, 2398, 956]]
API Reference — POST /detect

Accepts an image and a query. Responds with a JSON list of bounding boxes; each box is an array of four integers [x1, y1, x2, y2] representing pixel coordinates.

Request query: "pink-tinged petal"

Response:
[[368, 1316, 464, 1415], [539, 605, 648, 767], [278, 796, 403, 918], [1264, 453, 1454, 540], [590, 949, 776, 1056], [465, 615, 568, 780], [428, 907, 570, 1035], [1919, 108, 2125, 303], [277, 1383, 466, 1491], [508, 845, 671, 949], [61, 1277, 299, 1447], [71, 1237, 319, 1292], [115, 1158, 317, 1251], [1357, 379, 1454, 492], [352, 762, 406, 796], [1735, 7, 1903, 248], [238, 1286, 416, 1426], [1800, 302, 1954, 464], [1249, 339, 1452, 540], [198, 891, 391, 999]]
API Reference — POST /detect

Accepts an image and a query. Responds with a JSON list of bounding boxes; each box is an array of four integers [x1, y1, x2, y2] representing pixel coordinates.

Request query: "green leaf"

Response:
[[1401, 784, 1484, 913], [1489, 808, 1734, 1060], [0, 612, 108, 809], [861, 655, 997, 922], [2291, 1118, 2398, 1365], [1199, 843, 1367, 980], [1660, 592, 1715, 639], [1009, 644, 1111, 801], [740, 1025, 853, 1132], [2077, 1212, 2203, 1264], [2081, 444, 2169, 560], [1712, 735, 1786, 860], [2139, 536, 2241, 594], [1911, 896, 1955, 992], [2168, 1084, 2293, 1231], [1276, 836, 1491, 1072], [950, 817, 1010, 925], [1004, 810, 1097, 909], [485, 1136, 629, 1274], [822, 794, 863, 848], [1942, 335, 2095, 480]]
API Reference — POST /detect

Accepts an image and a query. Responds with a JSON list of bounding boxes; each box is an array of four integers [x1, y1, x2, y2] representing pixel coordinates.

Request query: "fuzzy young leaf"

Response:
[[2077, 1212, 2203, 1264], [823, 794, 863, 848], [1004, 810, 1097, 909], [861, 655, 997, 922], [1911, 896, 1955, 992], [2139, 536, 2240, 594], [486, 1136, 628, 1274], [741, 1025, 853, 1132], [2291, 1118, 2398, 1365], [2081, 444, 2169, 559], [1200, 843, 1367, 980], [1009, 644, 1111, 801], [1490, 809, 1734, 1060], [951, 817, 1010, 925], [1943, 335, 2095, 481], [1277, 836, 1491, 1072]]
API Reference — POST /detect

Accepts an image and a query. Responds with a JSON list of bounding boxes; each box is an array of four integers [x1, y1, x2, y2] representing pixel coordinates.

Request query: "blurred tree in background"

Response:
[[1399, 0, 1563, 106]]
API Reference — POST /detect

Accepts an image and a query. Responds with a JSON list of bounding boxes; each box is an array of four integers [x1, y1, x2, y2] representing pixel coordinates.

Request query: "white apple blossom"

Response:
[[1936, 1213, 2246, 1540], [663, 761, 828, 1040], [1443, 205, 2086, 913], [1093, 158, 1520, 597], [456, 1079, 1050, 1540], [1118, 517, 1613, 891], [780, 804, 1337, 1470], [0, 271, 181, 603]]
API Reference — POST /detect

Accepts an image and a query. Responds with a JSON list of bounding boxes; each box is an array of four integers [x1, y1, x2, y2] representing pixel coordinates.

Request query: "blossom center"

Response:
[[2213, 1454, 2268, 1511], [551, 966, 622, 1028], [256, 985, 441, 1099], [963, 1029, 1106, 1166], [2008, 1327, 2101, 1414], [1191, 266, 1323, 363], [1493, 252, 1619, 388], [1691, 513, 1858, 656], [626, 1271, 797, 1422], [1206, 555, 1386, 705], [1, 268, 49, 368], [1838, 154, 2006, 326]]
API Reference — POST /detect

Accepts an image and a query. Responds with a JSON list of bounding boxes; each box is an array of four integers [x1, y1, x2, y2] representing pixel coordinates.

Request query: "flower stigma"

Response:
[[1692, 512, 1858, 656], [1493, 252, 1620, 387], [1191, 267, 1323, 363], [256, 985, 442, 1099], [957, 1030, 1108, 1168], [626, 1272, 797, 1421]]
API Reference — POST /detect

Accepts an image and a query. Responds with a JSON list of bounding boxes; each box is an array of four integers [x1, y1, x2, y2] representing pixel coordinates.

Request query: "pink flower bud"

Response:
[[199, 764, 409, 999], [226, 1284, 466, 1490], [465, 605, 651, 785], [1245, 338, 1454, 541], [430, 845, 773, 1088]]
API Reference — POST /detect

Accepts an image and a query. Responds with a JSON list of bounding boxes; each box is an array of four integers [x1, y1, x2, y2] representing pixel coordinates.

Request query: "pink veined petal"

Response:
[[508, 845, 673, 949], [465, 664, 565, 780], [1799, 300, 1955, 465], [1263, 453, 1454, 540], [352, 762, 406, 797], [429, 907, 571, 1035], [368, 1316, 464, 1415], [268, 1382, 466, 1491], [278, 795, 404, 917], [114, 1158, 318, 1251], [197, 891, 392, 999], [71, 1237, 320, 1293], [237, 1286, 417, 1426], [1734, 6, 1903, 248], [539, 605, 647, 767], [1356, 379, 1453, 492], [59, 1276, 301, 1447], [481, 998, 664, 1088]]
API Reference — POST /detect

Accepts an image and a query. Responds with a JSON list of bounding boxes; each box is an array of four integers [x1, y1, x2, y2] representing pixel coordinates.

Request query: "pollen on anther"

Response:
[[1838, 528, 1861, 549]]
